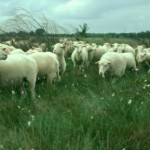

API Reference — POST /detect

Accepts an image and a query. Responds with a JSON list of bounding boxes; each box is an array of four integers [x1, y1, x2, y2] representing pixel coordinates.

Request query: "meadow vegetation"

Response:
[[0, 36, 150, 150]]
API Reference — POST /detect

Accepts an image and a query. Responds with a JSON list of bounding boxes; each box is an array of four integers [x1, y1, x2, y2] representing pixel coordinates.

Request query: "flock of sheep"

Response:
[[0, 38, 149, 98]]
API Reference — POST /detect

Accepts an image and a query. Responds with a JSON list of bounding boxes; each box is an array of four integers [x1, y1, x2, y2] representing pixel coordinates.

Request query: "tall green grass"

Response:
[[0, 45, 150, 149]]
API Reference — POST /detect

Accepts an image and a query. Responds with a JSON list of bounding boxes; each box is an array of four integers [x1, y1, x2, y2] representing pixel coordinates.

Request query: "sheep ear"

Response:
[[74, 45, 78, 48], [32, 46, 36, 49], [142, 45, 145, 48], [59, 44, 65, 48], [51, 45, 54, 49], [107, 61, 111, 64], [95, 61, 99, 64], [2, 48, 6, 51], [62, 44, 66, 48]]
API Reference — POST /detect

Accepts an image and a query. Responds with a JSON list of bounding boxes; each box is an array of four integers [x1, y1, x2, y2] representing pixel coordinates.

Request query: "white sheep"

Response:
[[12, 39, 31, 50], [52, 43, 66, 74], [95, 52, 137, 78], [0, 43, 16, 52], [136, 52, 150, 71], [102, 43, 111, 51], [2, 40, 12, 46], [2, 38, 15, 46], [29, 52, 60, 84], [60, 38, 68, 44], [58, 38, 73, 57], [1, 47, 26, 55], [26, 47, 43, 55], [135, 45, 150, 63], [121, 53, 137, 70], [136, 52, 148, 63], [63, 41, 74, 57], [85, 43, 97, 63], [0, 50, 7, 60], [86, 43, 108, 63], [71, 44, 89, 71], [10, 49, 26, 55], [0, 50, 38, 98], [91, 45, 108, 61], [40, 43, 47, 51], [117, 44, 135, 56], [108, 43, 120, 52]]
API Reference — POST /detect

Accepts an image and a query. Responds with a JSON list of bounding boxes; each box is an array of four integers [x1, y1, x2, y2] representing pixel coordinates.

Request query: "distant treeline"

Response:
[[49, 31, 150, 39], [1, 30, 150, 39], [86, 31, 150, 39], [1, 30, 150, 47]]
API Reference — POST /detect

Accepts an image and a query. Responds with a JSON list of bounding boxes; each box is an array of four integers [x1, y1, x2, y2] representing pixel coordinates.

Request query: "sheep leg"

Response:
[[146, 61, 150, 68], [72, 59, 76, 68], [27, 77, 36, 99], [20, 82, 27, 99], [47, 72, 58, 85], [111, 77, 118, 84]]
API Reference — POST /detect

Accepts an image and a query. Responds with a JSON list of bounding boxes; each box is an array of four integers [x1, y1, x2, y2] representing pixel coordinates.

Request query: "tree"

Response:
[[35, 28, 46, 36], [75, 23, 89, 39]]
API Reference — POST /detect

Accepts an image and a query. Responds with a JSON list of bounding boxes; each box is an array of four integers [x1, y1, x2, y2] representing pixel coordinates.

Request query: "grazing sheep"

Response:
[[53, 43, 66, 74], [91, 45, 108, 61], [71, 44, 89, 71], [2, 47, 26, 55], [85, 43, 97, 62], [1, 47, 11, 54], [63, 41, 74, 57], [59, 38, 71, 56], [40, 43, 47, 51], [2, 38, 15, 46], [121, 53, 137, 70], [60, 38, 68, 44], [136, 45, 150, 62], [12, 39, 31, 50], [136, 52, 149, 63], [108, 43, 120, 52], [136, 52, 150, 71], [0, 50, 38, 98], [135, 45, 146, 53], [95, 52, 136, 78], [2, 40, 12, 46], [10, 49, 26, 55], [102, 43, 111, 51], [117, 44, 135, 56], [0, 50, 7, 60], [0, 43, 16, 52], [88, 44, 107, 63], [26, 47, 43, 55], [29, 52, 60, 84], [57, 38, 74, 57]]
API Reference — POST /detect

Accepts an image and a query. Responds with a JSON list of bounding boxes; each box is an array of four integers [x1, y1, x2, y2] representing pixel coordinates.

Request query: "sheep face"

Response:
[[53, 43, 64, 55], [104, 43, 111, 49], [112, 43, 119, 51], [0, 49, 7, 60], [136, 53, 147, 63], [98, 61, 110, 78], [85, 44, 92, 52], [136, 45, 144, 51], [75, 45, 83, 53]]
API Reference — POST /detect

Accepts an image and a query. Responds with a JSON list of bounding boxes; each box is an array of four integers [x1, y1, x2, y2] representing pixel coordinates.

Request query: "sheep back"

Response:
[[99, 52, 126, 77]]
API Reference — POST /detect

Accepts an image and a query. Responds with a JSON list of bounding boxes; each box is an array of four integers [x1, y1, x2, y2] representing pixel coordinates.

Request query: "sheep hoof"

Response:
[[101, 75, 105, 78], [84, 74, 87, 78]]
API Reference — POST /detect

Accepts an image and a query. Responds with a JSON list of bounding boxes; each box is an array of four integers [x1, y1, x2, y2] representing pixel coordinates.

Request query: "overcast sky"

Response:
[[1, 0, 150, 33]]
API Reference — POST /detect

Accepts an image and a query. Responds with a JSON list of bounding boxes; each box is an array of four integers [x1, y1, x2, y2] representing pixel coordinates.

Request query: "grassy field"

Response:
[[0, 38, 150, 150]]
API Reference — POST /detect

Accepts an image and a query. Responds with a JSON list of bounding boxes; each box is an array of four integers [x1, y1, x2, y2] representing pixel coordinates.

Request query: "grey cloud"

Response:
[[0, 0, 150, 33]]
